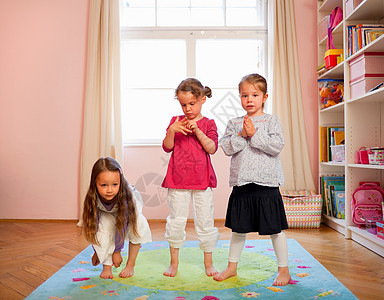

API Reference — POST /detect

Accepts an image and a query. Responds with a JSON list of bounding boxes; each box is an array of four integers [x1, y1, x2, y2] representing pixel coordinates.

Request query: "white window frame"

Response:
[[120, 3, 269, 146]]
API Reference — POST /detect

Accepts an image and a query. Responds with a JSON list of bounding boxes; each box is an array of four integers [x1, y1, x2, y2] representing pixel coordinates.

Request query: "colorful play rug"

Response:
[[26, 239, 356, 300]]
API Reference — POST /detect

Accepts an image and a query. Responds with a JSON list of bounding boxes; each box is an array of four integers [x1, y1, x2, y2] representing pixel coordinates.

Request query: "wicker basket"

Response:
[[281, 190, 323, 229]]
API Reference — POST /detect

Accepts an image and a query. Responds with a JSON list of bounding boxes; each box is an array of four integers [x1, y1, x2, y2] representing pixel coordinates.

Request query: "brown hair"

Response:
[[238, 73, 268, 95], [82, 157, 138, 246], [175, 78, 212, 100]]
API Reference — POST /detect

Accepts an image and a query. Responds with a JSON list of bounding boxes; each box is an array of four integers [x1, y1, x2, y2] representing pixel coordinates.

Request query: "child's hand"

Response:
[[92, 251, 100, 266], [185, 120, 199, 133], [112, 251, 123, 268], [243, 115, 256, 138], [169, 116, 192, 135]]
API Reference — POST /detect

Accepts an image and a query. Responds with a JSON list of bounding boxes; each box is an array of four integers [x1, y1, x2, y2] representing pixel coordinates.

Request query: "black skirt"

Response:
[[225, 183, 288, 235]]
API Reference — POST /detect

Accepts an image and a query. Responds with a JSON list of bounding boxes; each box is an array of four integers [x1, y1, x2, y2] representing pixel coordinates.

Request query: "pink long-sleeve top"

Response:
[[161, 116, 218, 190]]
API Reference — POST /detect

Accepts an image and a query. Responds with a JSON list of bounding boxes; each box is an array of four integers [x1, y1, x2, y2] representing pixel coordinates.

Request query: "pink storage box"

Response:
[[318, 15, 330, 43], [349, 52, 384, 82], [345, 0, 364, 17], [350, 75, 384, 99]]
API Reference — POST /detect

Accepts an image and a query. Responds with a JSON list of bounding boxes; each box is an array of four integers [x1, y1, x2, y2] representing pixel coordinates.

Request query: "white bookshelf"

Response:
[[317, 0, 384, 256]]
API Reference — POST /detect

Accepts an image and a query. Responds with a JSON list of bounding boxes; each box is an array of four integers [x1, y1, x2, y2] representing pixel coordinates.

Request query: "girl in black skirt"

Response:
[[214, 74, 291, 286]]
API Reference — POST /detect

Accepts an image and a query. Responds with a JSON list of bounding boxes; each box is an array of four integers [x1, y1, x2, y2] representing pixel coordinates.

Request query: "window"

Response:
[[120, 0, 268, 145]]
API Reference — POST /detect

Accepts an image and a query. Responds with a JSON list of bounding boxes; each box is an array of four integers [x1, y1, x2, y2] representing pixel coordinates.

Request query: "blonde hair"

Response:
[[82, 157, 138, 246], [238, 73, 268, 95]]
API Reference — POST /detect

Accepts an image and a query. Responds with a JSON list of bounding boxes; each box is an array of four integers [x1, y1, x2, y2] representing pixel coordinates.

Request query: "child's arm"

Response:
[[249, 115, 284, 156], [112, 251, 123, 267], [163, 116, 191, 151], [114, 230, 125, 253], [194, 128, 216, 154], [220, 119, 247, 156], [187, 119, 217, 154]]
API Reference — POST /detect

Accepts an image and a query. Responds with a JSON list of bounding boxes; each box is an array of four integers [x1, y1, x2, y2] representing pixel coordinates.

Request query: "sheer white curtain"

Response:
[[270, 0, 315, 191], [78, 0, 123, 224]]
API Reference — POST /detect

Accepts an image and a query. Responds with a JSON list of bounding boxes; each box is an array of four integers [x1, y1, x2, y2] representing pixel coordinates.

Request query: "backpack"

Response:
[[352, 183, 384, 225], [327, 6, 343, 50]]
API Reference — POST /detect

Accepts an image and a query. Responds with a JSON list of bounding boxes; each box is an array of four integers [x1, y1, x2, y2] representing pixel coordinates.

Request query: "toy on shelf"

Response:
[[318, 79, 344, 109], [324, 49, 343, 69], [368, 148, 384, 165]]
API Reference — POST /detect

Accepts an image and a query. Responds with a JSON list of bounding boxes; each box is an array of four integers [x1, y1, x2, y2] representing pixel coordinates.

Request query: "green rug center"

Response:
[[113, 247, 276, 291]]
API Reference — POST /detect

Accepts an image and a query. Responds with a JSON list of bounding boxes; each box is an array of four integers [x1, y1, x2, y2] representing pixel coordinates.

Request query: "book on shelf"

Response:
[[319, 126, 344, 162], [334, 130, 345, 145], [319, 175, 345, 217], [333, 190, 345, 219], [327, 181, 345, 218], [347, 24, 384, 57], [316, 62, 326, 75], [368, 82, 384, 93]]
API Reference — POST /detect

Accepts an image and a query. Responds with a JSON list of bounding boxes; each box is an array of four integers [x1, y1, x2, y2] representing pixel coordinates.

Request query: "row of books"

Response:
[[319, 126, 345, 162], [320, 175, 345, 219], [347, 24, 384, 57]]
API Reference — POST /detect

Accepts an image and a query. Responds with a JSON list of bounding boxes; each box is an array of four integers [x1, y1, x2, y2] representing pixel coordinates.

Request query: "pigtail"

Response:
[[204, 86, 212, 98]]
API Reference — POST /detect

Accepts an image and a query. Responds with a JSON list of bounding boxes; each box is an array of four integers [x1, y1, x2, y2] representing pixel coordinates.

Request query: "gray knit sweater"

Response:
[[220, 114, 285, 187]]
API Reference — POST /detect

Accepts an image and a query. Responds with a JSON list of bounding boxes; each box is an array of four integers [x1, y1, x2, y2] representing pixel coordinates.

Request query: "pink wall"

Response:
[[0, 0, 318, 220], [294, 0, 319, 191], [0, 0, 89, 219]]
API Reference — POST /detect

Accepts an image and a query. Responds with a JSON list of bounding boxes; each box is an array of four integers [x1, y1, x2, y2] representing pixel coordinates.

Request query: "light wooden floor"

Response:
[[0, 220, 383, 300]]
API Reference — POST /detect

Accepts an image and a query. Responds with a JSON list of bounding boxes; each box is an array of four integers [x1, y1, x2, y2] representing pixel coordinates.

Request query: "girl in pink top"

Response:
[[162, 78, 220, 277]]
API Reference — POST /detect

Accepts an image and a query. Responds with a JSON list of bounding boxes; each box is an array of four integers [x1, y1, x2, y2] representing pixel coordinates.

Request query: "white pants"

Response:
[[228, 231, 288, 267], [165, 188, 219, 252], [93, 186, 152, 266]]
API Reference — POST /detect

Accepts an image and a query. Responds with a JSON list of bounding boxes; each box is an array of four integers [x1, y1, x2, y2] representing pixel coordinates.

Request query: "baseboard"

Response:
[[0, 218, 226, 223], [0, 219, 78, 223]]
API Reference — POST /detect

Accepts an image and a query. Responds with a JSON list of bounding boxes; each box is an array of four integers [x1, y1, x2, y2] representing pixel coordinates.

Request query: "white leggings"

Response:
[[228, 231, 288, 267]]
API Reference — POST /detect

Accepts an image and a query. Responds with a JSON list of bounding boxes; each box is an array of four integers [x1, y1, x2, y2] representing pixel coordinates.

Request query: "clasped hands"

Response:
[[169, 116, 199, 135], [241, 115, 256, 138]]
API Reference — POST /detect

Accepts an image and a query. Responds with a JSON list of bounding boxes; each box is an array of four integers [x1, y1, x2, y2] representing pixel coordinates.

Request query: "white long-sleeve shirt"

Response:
[[93, 185, 152, 265], [220, 114, 285, 187]]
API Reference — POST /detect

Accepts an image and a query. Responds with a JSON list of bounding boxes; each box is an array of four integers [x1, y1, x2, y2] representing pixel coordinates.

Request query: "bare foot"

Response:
[[273, 266, 291, 286], [213, 262, 238, 281], [92, 252, 100, 266], [112, 251, 123, 268], [100, 265, 113, 279], [163, 264, 178, 277], [213, 268, 237, 281], [203, 251, 218, 276], [163, 247, 179, 277], [119, 264, 134, 278], [205, 265, 218, 276]]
